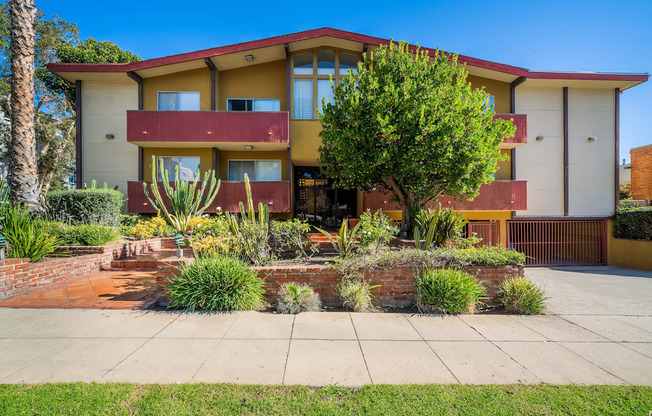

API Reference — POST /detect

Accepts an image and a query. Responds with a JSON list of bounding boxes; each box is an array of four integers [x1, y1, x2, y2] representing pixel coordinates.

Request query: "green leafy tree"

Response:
[[0, 4, 139, 192], [318, 41, 515, 231]]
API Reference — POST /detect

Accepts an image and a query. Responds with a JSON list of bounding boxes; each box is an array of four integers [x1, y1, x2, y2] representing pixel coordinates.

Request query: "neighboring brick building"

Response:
[[630, 144, 652, 202]]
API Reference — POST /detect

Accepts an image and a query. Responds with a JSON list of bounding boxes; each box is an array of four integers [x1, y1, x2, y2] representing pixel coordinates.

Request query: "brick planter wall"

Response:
[[0, 237, 176, 299], [156, 259, 524, 308]]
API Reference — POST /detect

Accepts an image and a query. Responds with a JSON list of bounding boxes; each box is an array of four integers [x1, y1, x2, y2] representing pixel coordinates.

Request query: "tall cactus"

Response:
[[237, 173, 269, 225], [143, 156, 221, 233]]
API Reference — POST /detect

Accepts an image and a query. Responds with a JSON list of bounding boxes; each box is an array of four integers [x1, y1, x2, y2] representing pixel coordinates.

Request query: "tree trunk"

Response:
[[387, 178, 412, 235], [9, 0, 41, 211]]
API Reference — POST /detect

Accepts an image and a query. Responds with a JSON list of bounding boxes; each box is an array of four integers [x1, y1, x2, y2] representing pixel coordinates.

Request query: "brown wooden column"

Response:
[[75, 80, 82, 189], [205, 58, 216, 111]]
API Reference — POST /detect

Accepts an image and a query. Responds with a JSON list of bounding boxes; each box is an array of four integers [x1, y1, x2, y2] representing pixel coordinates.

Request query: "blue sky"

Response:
[[37, 0, 651, 162]]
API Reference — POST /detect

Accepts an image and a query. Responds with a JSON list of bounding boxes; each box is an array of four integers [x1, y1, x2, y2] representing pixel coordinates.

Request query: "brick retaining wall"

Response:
[[156, 259, 523, 308], [0, 238, 176, 299]]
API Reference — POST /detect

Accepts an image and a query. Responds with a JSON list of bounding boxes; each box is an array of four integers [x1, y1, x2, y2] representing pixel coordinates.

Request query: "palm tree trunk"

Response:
[[9, 0, 41, 211]]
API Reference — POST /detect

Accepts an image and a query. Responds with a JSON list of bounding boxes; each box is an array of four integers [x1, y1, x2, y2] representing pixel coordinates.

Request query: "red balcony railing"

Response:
[[494, 113, 527, 145], [127, 110, 289, 144], [362, 180, 527, 212], [127, 180, 291, 214]]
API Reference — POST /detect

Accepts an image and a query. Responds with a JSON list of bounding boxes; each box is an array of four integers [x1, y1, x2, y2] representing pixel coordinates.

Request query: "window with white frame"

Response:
[[157, 156, 200, 181], [157, 92, 200, 111], [291, 49, 361, 119], [227, 98, 281, 112], [228, 160, 282, 181]]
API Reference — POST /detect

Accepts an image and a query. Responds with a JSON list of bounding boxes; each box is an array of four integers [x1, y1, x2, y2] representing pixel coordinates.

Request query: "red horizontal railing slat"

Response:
[[362, 180, 527, 212], [127, 181, 291, 214], [494, 113, 527, 145], [127, 111, 289, 144]]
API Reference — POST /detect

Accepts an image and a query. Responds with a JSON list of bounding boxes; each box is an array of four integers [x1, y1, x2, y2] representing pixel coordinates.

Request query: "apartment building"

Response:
[[48, 28, 648, 265]]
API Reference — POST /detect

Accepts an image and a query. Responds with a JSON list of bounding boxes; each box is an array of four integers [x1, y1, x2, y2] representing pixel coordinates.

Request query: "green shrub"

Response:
[[498, 277, 547, 315], [45, 222, 121, 246], [338, 280, 377, 312], [358, 210, 398, 252], [129, 216, 175, 240], [233, 220, 272, 265], [167, 255, 265, 311], [331, 246, 525, 277], [46, 188, 124, 226], [277, 283, 322, 314], [416, 268, 485, 314], [614, 206, 652, 240], [270, 219, 316, 258], [413, 204, 467, 249], [2, 207, 60, 262]]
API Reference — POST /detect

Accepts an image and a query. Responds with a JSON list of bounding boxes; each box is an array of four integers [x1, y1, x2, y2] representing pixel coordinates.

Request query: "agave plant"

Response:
[[143, 156, 221, 233], [315, 218, 367, 258], [414, 204, 467, 250]]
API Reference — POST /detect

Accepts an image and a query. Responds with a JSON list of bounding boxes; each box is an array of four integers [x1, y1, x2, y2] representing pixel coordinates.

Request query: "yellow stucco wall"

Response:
[[143, 68, 212, 111], [607, 219, 652, 271], [467, 75, 511, 114], [217, 150, 289, 181], [496, 149, 512, 180], [142, 147, 213, 181], [218, 60, 286, 111], [290, 120, 322, 165]]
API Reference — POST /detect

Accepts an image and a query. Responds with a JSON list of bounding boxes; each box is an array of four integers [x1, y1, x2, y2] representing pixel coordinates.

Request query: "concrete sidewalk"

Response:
[[1, 308, 650, 386]]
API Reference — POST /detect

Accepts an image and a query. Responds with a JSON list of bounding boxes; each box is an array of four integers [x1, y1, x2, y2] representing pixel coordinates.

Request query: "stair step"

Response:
[[111, 259, 158, 269]]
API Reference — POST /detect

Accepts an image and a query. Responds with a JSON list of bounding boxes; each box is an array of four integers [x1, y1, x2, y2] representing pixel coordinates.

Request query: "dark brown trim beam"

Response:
[[212, 147, 218, 173], [204, 58, 216, 111], [286, 46, 291, 114], [614, 88, 620, 210], [127, 71, 143, 110], [362, 43, 368, 54], [510, 76, 526, 113], [509, 77, 526, 182], [137, 147, 143, 181], [511, 216, 611, 221], [563, 87, 569, 216], [75, 80, 82, 189]]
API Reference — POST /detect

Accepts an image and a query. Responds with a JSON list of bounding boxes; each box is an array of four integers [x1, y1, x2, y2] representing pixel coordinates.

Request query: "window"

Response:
[[291, 49, 360, 119], [293, 52, 313, 75], [293, 79, 313, 119], [228, 160, 282, 181], [317, 79, 335, 113], [157, 156, 200, 181], [227, 98, 280, 112], [317, 50, 335, 75], [157, 92, 200, 111], [339, 52, 359, 75], [485, 95, 495, 113]]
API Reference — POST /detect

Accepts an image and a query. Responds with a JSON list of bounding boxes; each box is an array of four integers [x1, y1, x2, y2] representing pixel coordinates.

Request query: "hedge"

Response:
[[613, 206, 652, 241], [45, 189, 124, 227]]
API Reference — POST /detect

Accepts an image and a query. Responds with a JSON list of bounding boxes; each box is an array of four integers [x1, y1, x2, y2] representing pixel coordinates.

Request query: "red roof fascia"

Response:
[[46, 27, 649, 83]]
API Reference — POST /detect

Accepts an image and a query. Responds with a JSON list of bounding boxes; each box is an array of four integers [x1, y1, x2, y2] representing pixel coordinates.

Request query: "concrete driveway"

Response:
[[0, 266, 650, 386]]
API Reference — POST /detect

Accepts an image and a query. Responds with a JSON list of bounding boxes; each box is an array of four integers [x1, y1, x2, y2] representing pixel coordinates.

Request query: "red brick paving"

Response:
[[0, 269, 160, 310]]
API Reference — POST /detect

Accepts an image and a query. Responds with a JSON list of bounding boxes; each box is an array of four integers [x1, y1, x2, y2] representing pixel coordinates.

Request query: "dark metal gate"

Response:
[[507, 220, 607, 266]]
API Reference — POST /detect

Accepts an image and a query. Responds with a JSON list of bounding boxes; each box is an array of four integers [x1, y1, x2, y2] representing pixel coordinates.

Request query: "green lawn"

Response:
[[0, 383, 650, 415]]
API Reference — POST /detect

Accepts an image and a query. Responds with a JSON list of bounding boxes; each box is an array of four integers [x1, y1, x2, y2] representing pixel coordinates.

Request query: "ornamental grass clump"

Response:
[[2, 206, 60, 262], [276, 283, 322, 314], [167, 255, 264, 311], [338, 279, 377, 312], [498, 277, 548, 315], [45, 222, 121, 246], [416, 268, 485, 314]]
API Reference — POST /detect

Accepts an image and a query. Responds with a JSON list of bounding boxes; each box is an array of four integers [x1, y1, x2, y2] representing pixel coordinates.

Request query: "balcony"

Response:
[[494, 113, 527, 147], [362, 180, 527, 212], [127, 180, 291, 214], [127, 110, 289, 146]]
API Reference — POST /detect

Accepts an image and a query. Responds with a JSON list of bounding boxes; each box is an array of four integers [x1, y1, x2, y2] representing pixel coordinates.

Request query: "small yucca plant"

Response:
[[498, 277, 547, 315], [416, 268, 485, 314], [277, 283, 321, 314], [315, 218, 367, 258]]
